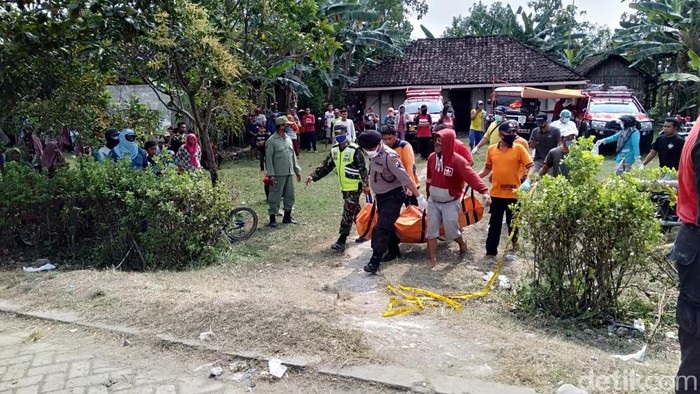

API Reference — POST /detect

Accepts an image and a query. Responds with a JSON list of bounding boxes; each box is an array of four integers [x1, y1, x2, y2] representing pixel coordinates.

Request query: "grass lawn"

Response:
[[0, 138, 677, 394]]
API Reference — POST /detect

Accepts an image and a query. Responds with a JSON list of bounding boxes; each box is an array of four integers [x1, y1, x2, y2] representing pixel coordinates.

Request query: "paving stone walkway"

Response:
[[0, 320, 238, 394]]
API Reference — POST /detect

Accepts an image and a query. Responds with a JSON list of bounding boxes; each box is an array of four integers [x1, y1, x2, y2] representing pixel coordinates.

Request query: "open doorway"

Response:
[[447, 89, 471, 135]]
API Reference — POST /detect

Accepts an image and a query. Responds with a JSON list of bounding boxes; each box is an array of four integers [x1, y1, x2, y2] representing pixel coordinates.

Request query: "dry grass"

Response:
[[0, 143, 681, 394]]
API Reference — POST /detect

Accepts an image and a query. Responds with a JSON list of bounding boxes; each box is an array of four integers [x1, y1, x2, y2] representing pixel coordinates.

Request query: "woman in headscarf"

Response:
[[175, 133, 201, 172], [109, 129, 148, 170], [41, 140, 65, 177]]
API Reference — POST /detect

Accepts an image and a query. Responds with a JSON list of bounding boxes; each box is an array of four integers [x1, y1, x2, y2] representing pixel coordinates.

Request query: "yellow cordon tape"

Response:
[[383, 186, 533, 318], [383, 252, 505, 317]]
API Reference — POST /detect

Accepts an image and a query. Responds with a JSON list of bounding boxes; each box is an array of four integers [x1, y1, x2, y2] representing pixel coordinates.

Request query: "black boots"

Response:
[[381, 245, 401, 262], [331, 235, 347, 251], [271, 211, 297, 227], [282, 210, 298, 224], [363, 255, 381, 274]]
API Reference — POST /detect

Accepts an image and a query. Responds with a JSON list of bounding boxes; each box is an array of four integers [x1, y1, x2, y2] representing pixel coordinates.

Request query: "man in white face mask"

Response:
[[549, 109, 578, 137], [357, 130, 426, 274]]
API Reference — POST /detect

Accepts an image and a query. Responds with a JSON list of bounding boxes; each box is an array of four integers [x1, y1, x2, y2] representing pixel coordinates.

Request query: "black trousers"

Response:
[[486, 197, 518, 255], [259, 147, 266, 171], [677, 295, 700, 393], [371, 187, 404, 258], [417, 136, 432, 159], [301, 132, 317, 151]]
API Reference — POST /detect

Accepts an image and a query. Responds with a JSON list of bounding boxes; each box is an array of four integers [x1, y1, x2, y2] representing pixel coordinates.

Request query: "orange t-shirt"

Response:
[[515, 136, 530, 180], [486, 142, 534, 199]]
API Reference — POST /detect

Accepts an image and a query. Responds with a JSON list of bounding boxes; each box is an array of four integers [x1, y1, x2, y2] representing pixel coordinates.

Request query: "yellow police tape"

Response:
[[382, 187, 530, 318], [383, 251, 505, 317]]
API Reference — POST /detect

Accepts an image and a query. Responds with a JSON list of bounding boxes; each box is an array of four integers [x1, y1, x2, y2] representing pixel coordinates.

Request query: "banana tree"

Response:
[[614, 0, 700, 112], [319, 0, 404, 100]]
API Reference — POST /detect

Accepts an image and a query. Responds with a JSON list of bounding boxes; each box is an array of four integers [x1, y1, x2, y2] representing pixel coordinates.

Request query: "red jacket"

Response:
[[426, 129, 488, 200], [302, 114, 315, 133], [677, 116, 700, 225], [454, 139, 474, 165]]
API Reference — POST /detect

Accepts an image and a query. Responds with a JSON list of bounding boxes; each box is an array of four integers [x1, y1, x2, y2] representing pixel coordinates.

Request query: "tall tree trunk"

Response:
[[188, 95, 219, 186], [198, 127, 219, 186]]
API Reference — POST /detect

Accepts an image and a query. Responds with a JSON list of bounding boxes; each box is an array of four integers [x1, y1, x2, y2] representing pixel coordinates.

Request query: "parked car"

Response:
[[680, 120, 695, 138], [489, 86, 583, 140], [577, 86, 654, 151], [401, 87, 443, 143]]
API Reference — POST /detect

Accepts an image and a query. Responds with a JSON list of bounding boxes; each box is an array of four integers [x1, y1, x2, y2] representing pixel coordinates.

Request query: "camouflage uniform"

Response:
[[309, 142, 368, 238]]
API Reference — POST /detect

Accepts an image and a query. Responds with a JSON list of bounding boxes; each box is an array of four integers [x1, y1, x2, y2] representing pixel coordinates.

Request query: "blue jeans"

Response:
[[469, 130, 484, 147]]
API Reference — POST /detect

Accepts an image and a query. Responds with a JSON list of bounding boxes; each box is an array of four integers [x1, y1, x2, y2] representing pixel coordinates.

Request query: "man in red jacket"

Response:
[[434, 124, 474, 165], [425, 129, 492, 269], [302, 108, 317, 152], [668, 116, 700, 394]]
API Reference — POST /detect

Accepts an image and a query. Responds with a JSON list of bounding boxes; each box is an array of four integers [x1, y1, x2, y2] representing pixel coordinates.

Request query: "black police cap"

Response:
[[357, 130, 382, 149]]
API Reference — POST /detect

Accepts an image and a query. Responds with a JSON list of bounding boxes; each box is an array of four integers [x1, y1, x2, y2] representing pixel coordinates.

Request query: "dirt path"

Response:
[[0, 160, 682, 394]]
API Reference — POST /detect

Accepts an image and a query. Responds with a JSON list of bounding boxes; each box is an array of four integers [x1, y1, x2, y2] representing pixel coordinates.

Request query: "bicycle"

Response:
[[221, 206, 258, 243], [645, 179, 681, 240]]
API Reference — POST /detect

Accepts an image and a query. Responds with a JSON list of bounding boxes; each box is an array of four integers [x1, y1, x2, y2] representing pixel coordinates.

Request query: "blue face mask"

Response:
[[564, 140, 574, 147], [335, 135, 347, 144], [494, 115, 503, 122], [285, 126, 291, 133]]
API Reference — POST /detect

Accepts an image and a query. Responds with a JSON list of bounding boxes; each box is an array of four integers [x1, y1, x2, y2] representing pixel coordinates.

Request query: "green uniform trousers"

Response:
[[267, 175, 295, 215], [340, 191, 361, 236]]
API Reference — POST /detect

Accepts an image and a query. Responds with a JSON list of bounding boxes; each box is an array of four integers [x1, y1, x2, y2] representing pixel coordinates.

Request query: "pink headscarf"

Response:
[[185, 133, 200, 168]]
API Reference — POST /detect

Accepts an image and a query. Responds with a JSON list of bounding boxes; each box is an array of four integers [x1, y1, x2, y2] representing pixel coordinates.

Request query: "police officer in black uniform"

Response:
[[356, 131, 427, 274]]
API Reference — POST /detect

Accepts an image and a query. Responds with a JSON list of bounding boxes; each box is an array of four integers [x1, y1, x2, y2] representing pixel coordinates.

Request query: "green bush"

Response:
[[0, 159, 233, 270], [515, 137, 662, 321]]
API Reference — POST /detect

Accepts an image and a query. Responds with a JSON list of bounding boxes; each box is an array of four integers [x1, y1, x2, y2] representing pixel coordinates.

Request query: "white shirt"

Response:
[[336, 119, 356, 142], [550, 119, 578, 137], [324, 111, 335, 129]]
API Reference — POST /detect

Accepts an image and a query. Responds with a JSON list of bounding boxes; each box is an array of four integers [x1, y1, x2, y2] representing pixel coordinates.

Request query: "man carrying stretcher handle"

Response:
[[426, 129, 492, 269]]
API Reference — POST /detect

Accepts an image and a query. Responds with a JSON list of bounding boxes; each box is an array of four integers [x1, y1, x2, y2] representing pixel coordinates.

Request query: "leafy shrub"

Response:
[[516, 137, 662, 321], [0, 158, 233, 270]]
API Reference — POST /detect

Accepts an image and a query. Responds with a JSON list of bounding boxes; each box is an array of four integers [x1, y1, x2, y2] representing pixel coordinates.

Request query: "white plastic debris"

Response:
[[557, 383, 589, 394], [666, 331, 678, 340], [497, 275, 511, 289], [209, 366, 224, 378], [23, 263, 56, 273], [198, 331, 214, 341], [230, 368, 257, 383], [633, 319, 646, 333], [482, 271, 494, 281], [268, 358, 287, 378], [610, 345, 647, 362]]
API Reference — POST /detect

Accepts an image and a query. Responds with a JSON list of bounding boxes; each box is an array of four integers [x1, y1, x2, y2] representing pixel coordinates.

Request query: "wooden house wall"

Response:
[[585, 58, 647, 99]]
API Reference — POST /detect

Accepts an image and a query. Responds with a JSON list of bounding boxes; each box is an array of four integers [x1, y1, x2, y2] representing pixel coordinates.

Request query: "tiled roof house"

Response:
[[350, 35, 588, 131], [575, 53, 654, 105]]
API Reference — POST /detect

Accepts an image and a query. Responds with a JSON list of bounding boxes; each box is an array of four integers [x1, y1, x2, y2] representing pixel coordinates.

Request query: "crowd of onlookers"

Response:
[[0, 122, 209, 176]]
